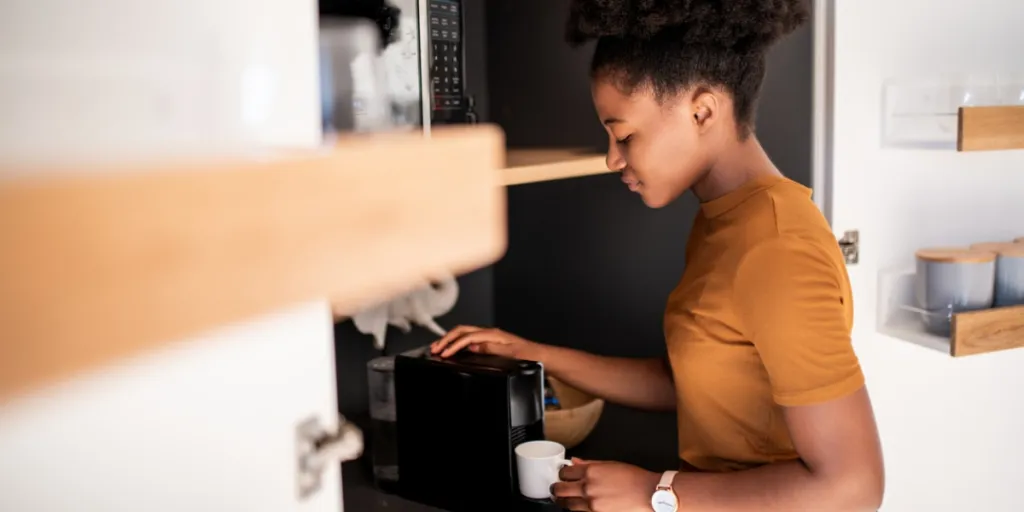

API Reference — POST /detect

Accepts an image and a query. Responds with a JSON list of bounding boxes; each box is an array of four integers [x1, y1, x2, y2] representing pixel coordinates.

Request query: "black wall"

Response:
[[489, 0, 813, 358], [329, 0, 813, 472]]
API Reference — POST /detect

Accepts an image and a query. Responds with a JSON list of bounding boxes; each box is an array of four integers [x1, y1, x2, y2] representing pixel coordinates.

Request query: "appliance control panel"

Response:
[[428, 0, 466, 124]]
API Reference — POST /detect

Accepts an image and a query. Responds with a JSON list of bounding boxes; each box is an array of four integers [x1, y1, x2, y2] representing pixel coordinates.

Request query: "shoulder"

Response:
[[731, 182, 851, 324], [734, 235, 843, 306], [720, 178, 833, 247], [763, 180, 833, 238], [734, 180, 843, 274]]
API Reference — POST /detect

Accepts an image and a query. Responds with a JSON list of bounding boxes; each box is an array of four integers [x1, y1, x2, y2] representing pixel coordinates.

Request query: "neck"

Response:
[[691, 134, 781, 203]]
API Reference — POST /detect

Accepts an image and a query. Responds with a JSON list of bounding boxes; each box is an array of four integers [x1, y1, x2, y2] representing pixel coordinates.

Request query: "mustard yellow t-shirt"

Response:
[[664, 174, 864, 472]]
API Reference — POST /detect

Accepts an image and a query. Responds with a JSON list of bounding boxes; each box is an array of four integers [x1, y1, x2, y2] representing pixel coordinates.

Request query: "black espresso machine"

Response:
[[367, 346, 546, 511]]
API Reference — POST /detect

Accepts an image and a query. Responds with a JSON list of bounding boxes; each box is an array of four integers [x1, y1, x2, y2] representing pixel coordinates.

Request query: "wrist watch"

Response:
[[651, 470, 679, 512]]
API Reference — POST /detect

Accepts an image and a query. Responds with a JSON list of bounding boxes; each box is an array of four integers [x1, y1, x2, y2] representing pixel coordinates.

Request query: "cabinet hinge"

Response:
[[296, 415, 364, 500], [838, 230, 859, 265]]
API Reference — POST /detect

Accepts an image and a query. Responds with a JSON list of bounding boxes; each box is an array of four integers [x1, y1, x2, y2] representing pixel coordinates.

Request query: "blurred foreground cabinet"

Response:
[[0, 1, 506, 511]]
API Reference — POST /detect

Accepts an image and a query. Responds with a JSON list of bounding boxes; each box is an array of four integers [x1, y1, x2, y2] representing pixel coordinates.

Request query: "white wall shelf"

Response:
[[881, 74, 1024, 150], [877, 268, 952, 354], [878, 268, 1024, 357]]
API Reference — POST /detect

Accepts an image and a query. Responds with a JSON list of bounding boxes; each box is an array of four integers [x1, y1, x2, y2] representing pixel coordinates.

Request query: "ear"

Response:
[[691, 88, 720, 132]]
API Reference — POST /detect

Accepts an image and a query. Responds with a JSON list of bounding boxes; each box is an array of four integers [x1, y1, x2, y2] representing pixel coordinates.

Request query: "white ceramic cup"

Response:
[[514, 440, 574, 500]]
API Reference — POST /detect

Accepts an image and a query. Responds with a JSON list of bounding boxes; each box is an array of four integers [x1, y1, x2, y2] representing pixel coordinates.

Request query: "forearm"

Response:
[[673, 460, 882, 512], [533, 344, 676, 412]]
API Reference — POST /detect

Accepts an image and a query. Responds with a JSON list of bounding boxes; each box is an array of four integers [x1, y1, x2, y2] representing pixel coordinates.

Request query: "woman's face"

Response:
[[590, 77, 721, 208]]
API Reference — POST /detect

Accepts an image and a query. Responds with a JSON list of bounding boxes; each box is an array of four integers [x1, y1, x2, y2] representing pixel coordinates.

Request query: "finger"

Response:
[[431, 325, 479, 351], [430, 325, 480, 353], [571, 458, 609, 467], [438, 330, 501, 358], [559, 462, 588, 481], [438, 337, 471, 358], [554, 497, 590, 511], [550, 480, 585, 498]]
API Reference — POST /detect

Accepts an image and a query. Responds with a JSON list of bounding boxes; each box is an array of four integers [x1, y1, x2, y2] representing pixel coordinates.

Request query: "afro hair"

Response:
[[566, 0, 810, 133]]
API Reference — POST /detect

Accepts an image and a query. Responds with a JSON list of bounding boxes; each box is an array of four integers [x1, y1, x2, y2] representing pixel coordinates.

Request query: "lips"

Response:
[[621, 171, 641, 192]]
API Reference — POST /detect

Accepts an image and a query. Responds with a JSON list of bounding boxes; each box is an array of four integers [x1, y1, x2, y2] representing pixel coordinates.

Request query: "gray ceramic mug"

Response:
[[915, 248, 997, 336], [995, 245, 1024, 307], [970, 243, 1024, 307]]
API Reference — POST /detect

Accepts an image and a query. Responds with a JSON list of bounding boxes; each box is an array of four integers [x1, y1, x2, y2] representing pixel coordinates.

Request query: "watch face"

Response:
[[651, 489, 678, 512]]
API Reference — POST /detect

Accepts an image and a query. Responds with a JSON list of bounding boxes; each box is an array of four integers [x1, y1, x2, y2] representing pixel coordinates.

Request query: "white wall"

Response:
[[0, 1, 343, 511], [827, 1, 1024, 510]]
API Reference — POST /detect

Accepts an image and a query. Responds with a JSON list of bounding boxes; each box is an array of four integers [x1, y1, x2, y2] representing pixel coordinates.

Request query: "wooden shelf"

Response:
[[0, 125, 507, 401], [957, 105, 1024, 151], [502, 149, 611, 186], [951, 304, 1024, 357], [878, 269, 1024, 357]]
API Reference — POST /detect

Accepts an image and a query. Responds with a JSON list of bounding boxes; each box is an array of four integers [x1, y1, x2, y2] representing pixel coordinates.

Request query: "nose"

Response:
[[606, 144, 626, 172]]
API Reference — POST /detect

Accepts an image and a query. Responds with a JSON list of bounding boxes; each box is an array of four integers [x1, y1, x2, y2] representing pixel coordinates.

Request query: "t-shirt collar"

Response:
[[699, 174, 791, 219]]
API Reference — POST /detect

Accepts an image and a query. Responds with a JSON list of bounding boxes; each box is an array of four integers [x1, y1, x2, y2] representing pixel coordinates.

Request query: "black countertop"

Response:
[[342, 404, 679, 512], [342, 461, 561, 512]]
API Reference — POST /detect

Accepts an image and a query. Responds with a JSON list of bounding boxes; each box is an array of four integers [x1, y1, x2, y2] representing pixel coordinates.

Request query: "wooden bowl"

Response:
[[543, 377, 605, 449]]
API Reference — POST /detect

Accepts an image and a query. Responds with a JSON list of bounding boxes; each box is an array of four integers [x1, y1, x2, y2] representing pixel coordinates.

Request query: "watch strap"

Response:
[[657, 470, 678, 490]]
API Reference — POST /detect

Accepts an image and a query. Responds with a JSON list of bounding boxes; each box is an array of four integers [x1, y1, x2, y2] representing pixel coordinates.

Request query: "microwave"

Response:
[[318, 0, 471, 136]]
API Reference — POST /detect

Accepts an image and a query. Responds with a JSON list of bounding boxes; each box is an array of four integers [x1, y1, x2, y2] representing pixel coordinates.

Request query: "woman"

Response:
[[431, 1, 885, 510]]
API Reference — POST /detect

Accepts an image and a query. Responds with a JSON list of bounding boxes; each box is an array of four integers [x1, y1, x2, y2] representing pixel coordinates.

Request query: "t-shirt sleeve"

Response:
[[733, 236, 864, 407]]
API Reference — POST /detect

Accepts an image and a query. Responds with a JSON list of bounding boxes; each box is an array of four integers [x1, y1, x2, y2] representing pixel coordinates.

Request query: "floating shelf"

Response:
[[503, 149, 611, 186], [958, 105, 1024, 152], [0, 125, 508, 401], [877, 269, 1024, 357]]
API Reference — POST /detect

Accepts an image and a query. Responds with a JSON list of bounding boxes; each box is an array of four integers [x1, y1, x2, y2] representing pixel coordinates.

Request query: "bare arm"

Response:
[[672, 387, 885, 511], [535, 343, 676, 412], [430, 326, 676, 412]]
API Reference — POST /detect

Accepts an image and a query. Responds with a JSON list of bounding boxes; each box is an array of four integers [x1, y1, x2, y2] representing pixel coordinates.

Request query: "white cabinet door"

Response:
[[815, 1, 1024, 510], [0, 304, 344, 512], [0, 1, 343, 510], [0, 0, 322, 158]]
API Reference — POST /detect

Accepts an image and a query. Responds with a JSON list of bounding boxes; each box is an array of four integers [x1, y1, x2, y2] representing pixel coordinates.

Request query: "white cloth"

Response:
[[350, 274, 459, 350]]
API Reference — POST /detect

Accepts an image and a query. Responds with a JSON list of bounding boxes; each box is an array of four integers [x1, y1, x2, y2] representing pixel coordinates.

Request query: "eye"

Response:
[[616, 134, 633, 145]]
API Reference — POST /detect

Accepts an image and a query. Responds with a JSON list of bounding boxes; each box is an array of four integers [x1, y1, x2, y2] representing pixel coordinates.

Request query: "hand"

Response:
[[552, 459, 661, 512], [429, 325, 543, 360]]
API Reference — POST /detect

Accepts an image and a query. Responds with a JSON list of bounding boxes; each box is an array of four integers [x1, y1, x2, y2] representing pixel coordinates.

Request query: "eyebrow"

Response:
[[602, 117, 623, 125]]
